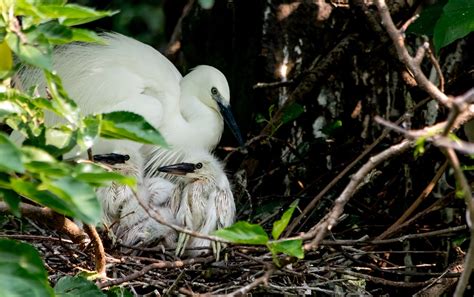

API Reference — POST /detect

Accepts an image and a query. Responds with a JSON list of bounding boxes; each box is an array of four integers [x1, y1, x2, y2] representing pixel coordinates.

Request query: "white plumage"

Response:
[[14, 33, 240, 255], [158, 149, 236, 257]]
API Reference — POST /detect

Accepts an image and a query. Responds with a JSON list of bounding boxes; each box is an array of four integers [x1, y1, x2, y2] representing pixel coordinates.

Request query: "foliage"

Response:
[[215, 200, 304, 264], [409, 0, 474, 52], [54, 276, 105, 297], [0, 239, 54, 297], [0, 0, 166, 294]]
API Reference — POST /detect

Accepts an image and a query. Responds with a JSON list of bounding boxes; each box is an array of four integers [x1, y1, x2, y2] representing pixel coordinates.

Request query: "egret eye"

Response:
[[211, 87, 218, 95], [195, 162, 203, 169]]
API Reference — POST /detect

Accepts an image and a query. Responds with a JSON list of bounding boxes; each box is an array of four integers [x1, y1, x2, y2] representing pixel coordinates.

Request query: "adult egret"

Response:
[[15, 32, 243, 171], [158, 149, 236, 257]]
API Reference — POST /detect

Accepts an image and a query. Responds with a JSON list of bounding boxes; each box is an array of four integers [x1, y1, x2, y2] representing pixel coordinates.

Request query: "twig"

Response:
[[375, 160, 448, 240], [252, 80, 294, 89], [223, 269, 274, 297], [0, 202, 88, 245], [287, 97, 433, 236], [374, 0, 450, 107], [320, 225, 466, 246], [83, 224, 106, 278], [98, 256, 214, 289], [426, 47, 445, 92], [302, 139, 413, 249], [165, 0, 195, 59]]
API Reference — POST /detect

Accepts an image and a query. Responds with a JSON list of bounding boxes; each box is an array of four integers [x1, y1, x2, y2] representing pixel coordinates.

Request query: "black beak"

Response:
[[158, 162, 196, 175], [93, 153, 130, 165], [216, 100, 245, 147]]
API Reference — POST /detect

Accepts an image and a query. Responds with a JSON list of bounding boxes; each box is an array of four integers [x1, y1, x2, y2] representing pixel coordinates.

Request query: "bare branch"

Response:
[[303, 139, 413, 250], [374, 0, 450, 107], [0, 202, 87, 245]]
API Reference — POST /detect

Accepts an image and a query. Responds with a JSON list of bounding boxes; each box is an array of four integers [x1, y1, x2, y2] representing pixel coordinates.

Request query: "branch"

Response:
[[302, 139, 413, 249], [0, 202, 87, 245], [98, 256, 214, 289], [374, 0, 450, 107], [82, 224, 106, 278]]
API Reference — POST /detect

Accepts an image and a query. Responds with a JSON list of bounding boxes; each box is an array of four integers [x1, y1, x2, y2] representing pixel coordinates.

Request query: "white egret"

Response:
[[14, 32, 243, 173], [105, 174, 178, 249], [14, 33, 243, 238], [157, 149, 236, 257]]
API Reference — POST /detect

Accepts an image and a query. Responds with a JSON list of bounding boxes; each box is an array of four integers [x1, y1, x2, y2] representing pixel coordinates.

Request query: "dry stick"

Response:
[[83, 224, 106, 278], [374, 1, 474, 295], [165, 0, 195, 58], [98, 256, 214, 289], [286, 97, 432, 236], [374, 0, 450, 107], [329, 268, 431, 288], [320, 225, 466, 246], [302, 139, 413, 250], [0, 202, 88, 245], [223, 269, 274, 297], [444, 147, 474, 297], [375, 160, 448, 240]]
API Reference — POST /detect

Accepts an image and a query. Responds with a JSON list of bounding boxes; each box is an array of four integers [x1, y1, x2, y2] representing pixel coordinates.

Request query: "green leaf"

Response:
[[38, 21, 73, 44], [0, 40, 13, 71], [5, 32, 52, 71], [267, 239, 304, 259], [54, 276, 105, 297], [77, 115, 100, 151], [408, 0, 448, 36], [434, 0, 474, 52], [10, 177, 101, 224], [73, 163, 136, 188], [0, 189, 21, 217], [281, 103, 304, 124], [198, 0, 215, 9], [37, 4, 118, 26], [70, 28, 104, 43], [0, 239, 54, 297], [214, 221, 269, 245], [45, 127, 74, 149], [99, 112, 168, 147], [0, 100, 22, 120], [42, 176, 101, 224], [0, 132, 24, 173], [44, 71, 80, 124], [272, 200, 298, 240], [10, 178, 74, 216]]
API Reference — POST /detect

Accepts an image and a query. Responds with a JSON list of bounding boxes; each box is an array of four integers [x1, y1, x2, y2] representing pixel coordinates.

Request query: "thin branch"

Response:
[[302, 140, 413, 249], [375, 160, 448, 240], [222, 269, 274, 297], [0, 202, 88, 245], [374, 0, 450, 107], [98, 256, 214, 289], [83, 224, 106, 278]]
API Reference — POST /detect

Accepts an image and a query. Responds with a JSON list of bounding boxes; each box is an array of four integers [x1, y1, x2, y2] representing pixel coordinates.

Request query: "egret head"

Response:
[[157, 151, 230, 188], [182, 65, 244, 146]]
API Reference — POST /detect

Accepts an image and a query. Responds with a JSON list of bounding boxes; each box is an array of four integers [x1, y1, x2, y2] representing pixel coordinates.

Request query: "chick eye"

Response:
[[195, 162, 203, 169], [211, 87, 218, 95]]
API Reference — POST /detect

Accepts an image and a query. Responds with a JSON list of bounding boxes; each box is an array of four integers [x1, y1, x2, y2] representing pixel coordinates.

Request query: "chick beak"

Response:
[[157, 162, 196, 175]]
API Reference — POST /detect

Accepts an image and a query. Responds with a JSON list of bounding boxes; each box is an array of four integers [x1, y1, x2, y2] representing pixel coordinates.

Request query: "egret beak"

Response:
[[216, 100, 245, 147], [93, 153, 130, 165], [158, 162, 196, 175]]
